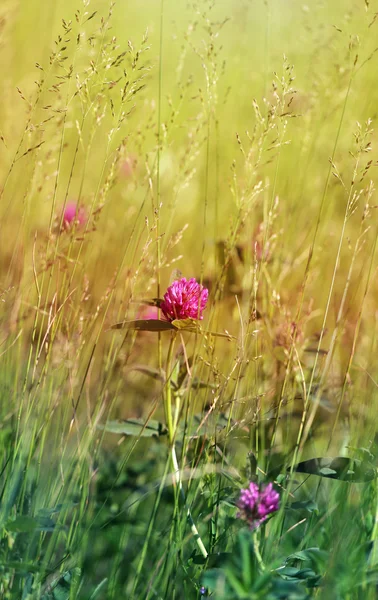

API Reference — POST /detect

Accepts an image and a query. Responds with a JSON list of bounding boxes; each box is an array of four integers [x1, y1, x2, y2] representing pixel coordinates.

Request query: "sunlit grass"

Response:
[[1, 0, 378, 598]]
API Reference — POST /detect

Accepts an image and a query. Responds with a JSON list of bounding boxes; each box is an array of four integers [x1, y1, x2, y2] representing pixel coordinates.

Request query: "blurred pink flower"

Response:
[[160, 278, 208, 322], [253, 223, 272, 262], [121, 154, 137, 178], [237, 482, 279, 529], [63, 202, 86, 229]]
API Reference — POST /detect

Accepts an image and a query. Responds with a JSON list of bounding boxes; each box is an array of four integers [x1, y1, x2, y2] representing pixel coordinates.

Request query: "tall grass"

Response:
[[1, 0, 378, 598]]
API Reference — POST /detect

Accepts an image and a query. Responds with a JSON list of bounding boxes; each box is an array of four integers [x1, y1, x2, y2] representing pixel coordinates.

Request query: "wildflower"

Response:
[[199, 586, 207, 596], [63, 202, 86, 229], [160, 277, 208, 322], [237, 482, 279, 529]]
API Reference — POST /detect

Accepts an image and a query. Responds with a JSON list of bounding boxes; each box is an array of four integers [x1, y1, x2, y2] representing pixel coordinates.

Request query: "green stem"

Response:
[[171, 444, 208, 559], [164, 332, 208, 559], [253, 531, 265, 572], [164, 333, 176, 443], [132, 455, 171, 597]]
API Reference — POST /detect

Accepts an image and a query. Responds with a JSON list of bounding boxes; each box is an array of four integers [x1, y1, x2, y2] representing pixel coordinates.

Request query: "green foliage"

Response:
[[290, 456, 376, 482], [201, 531, 315, 599], [99, 418, 167, 437]]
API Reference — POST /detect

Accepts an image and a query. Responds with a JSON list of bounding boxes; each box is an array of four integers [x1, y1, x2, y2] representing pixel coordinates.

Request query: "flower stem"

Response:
[[164, 332, 208, 560], [253, 531, 265, 571], [171, 443, 208, 559], [164, 333, 176, 442]]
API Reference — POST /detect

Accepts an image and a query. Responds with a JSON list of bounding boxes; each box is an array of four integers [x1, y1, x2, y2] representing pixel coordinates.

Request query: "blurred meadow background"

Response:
[[2, 0, 378, 598]]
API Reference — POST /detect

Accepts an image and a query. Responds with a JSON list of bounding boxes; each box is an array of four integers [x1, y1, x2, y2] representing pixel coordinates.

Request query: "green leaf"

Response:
[[6, 516, 39, 533], [41, 568, 81, 600], [288, 500, 318, 513], [110, 319, 176, 332], [37, 502, 78, 517], [50, 583, 71, 600], [319, 467, 337, 476], [98, 418, 167, 437], [290, 457, 376, 482], [5, 514, 62, 533], [270, 578, 311, 599], [284, 547, 328, 565], [5, 515, 57, 533], [277, 566, 318, 581], [201, 568, 227, 595], [180, 412, 232, 438], [171, 318, 201, 332], [125, 364, 165, 382]]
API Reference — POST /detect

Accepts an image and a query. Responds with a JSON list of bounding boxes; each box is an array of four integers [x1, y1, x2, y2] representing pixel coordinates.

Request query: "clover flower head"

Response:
[[237, 482, 279, 529], [160, 277, 208, 322], [63, 202, 86, 228]]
